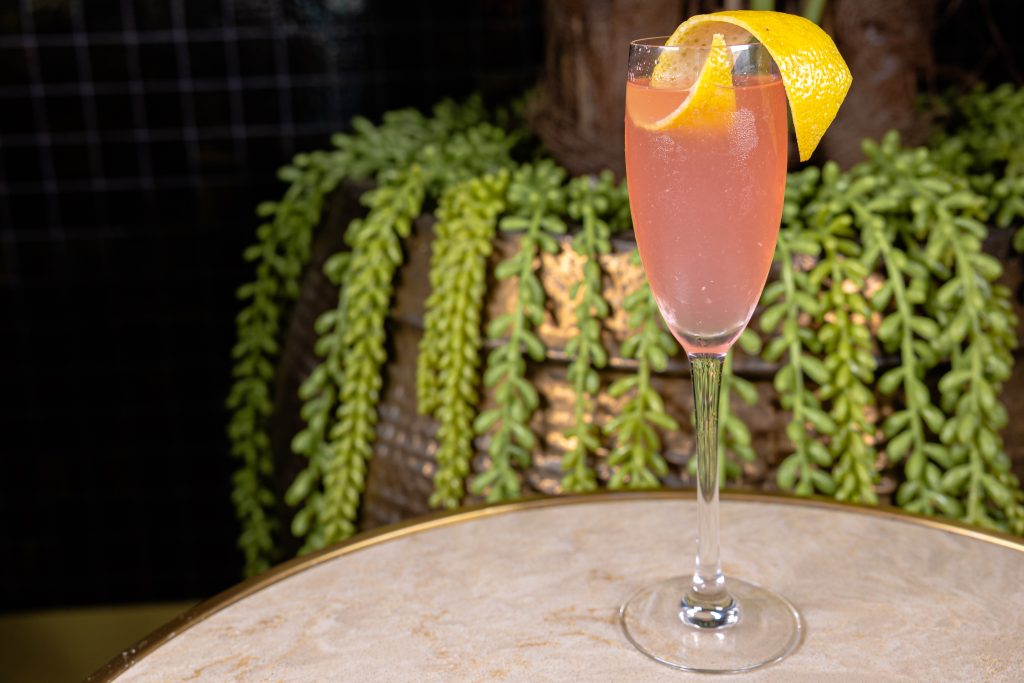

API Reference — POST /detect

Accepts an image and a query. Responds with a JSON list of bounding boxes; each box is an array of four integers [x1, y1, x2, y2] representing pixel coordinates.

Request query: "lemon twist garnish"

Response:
[[639, 33, 735, 132], [660, 10, 852, 160]]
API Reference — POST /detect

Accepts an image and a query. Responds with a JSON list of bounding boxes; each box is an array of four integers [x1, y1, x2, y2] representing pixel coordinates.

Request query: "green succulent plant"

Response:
[[229, 86, 1024, 574], [472, 162, 568, 501], [604, 251, 680, 489], [418, 170, 512, 509], [931, 84, 1024, 249], [765, 131, 1023, 532], [560, 172, 624, 492]]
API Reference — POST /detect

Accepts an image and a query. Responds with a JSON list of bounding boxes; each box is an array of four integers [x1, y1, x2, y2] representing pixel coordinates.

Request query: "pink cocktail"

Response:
[[626, 76, 787, 355]]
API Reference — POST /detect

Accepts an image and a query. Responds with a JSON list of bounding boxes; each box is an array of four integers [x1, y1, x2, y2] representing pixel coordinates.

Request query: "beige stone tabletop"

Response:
[[98, 492, 1024, 682]]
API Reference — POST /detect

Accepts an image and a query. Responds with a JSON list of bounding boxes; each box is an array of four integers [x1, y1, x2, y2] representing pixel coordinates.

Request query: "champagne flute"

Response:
[[620, 38, 801, 673]]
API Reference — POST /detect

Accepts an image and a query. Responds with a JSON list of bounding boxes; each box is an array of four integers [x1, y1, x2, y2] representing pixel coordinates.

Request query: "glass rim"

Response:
[[629, 36, 763, 50]]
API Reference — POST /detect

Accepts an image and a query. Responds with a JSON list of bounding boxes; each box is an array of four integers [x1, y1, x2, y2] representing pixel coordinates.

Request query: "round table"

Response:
[[92, 492, 1024, 681]]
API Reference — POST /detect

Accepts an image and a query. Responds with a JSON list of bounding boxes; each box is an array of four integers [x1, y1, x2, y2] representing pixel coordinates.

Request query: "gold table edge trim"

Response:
[[87, 489, 1024, 682]]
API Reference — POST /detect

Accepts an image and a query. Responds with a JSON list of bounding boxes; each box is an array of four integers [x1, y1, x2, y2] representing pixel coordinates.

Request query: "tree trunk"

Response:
[[816, 0, 937, 167], [527, 0, 682, 178], [531, 0, 939, 173]]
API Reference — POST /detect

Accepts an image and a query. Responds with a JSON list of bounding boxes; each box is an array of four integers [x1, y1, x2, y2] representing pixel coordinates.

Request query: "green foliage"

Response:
[[228, 96, 501, 572], [333, 97, 490, 180], [778, 163, 880, 503], [283, 249, 350, 548], [232, 86, 1024, 573], [815, 216, 878, 502], [560, 172, 624, 492], [768, 130, 1023, 532], [286, 110, 518, 551], [762, 203, 836, 496], [291, 166, 427, 552], [227, 148, 350, 575], [605, 251, 680, 489], [859, 133, 1022, 530], [418, 170, 511, 509], [473, 162, 567, 501], [929, 225, 1022, 531], [918, 85, 1024, 530], [931, 84, 1024, 248]]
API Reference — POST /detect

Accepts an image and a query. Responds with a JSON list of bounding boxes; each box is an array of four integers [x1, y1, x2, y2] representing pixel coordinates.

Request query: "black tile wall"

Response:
[[0, 0, 542, 610]]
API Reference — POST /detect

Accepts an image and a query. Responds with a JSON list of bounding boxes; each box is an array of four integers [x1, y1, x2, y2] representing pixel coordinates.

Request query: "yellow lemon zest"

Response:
[[640, 33, 736, 131], [660, 10, 852, 160]]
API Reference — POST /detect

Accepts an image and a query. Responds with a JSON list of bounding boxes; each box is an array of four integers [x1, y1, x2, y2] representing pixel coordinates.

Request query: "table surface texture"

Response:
[[108, 494, 1024, 682]]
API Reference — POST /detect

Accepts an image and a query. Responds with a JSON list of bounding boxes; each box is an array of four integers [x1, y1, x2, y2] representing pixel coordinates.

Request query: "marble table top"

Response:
[[97, 492, 1024, 682]]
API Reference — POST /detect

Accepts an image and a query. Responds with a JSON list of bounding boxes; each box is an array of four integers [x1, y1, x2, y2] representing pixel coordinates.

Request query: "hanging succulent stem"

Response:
[[784, 162, 881, 503], [300, 166, 427, 551], [870, 224, 943, 510], [935, 247, 1023, 531], [561, 172, 619, 492], [416, 142, 515, 416], [418, 170, 511, 509], [854, 135, 966, 517], [605, 251, 679, 489], [931, 84, 1024, 251], [284, 251, 351, 551], [921, 183, 1023, 532], [228, 96, 503, 572], [285, 116, 517, 549], [473, 162, 567, 502], [762, 226, 836, 496], [851, 131, 1023, 529], [227, 149, 349, 575], [817, 226, 878, 503]]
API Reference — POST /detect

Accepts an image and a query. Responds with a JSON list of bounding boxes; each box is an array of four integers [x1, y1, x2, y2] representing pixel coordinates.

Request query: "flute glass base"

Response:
[[620, 576, 802, 674]]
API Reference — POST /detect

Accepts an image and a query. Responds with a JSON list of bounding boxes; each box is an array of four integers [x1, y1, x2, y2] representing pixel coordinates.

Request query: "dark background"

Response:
[[1, 0, 1022, 612], [0, 0, 541, 611]]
